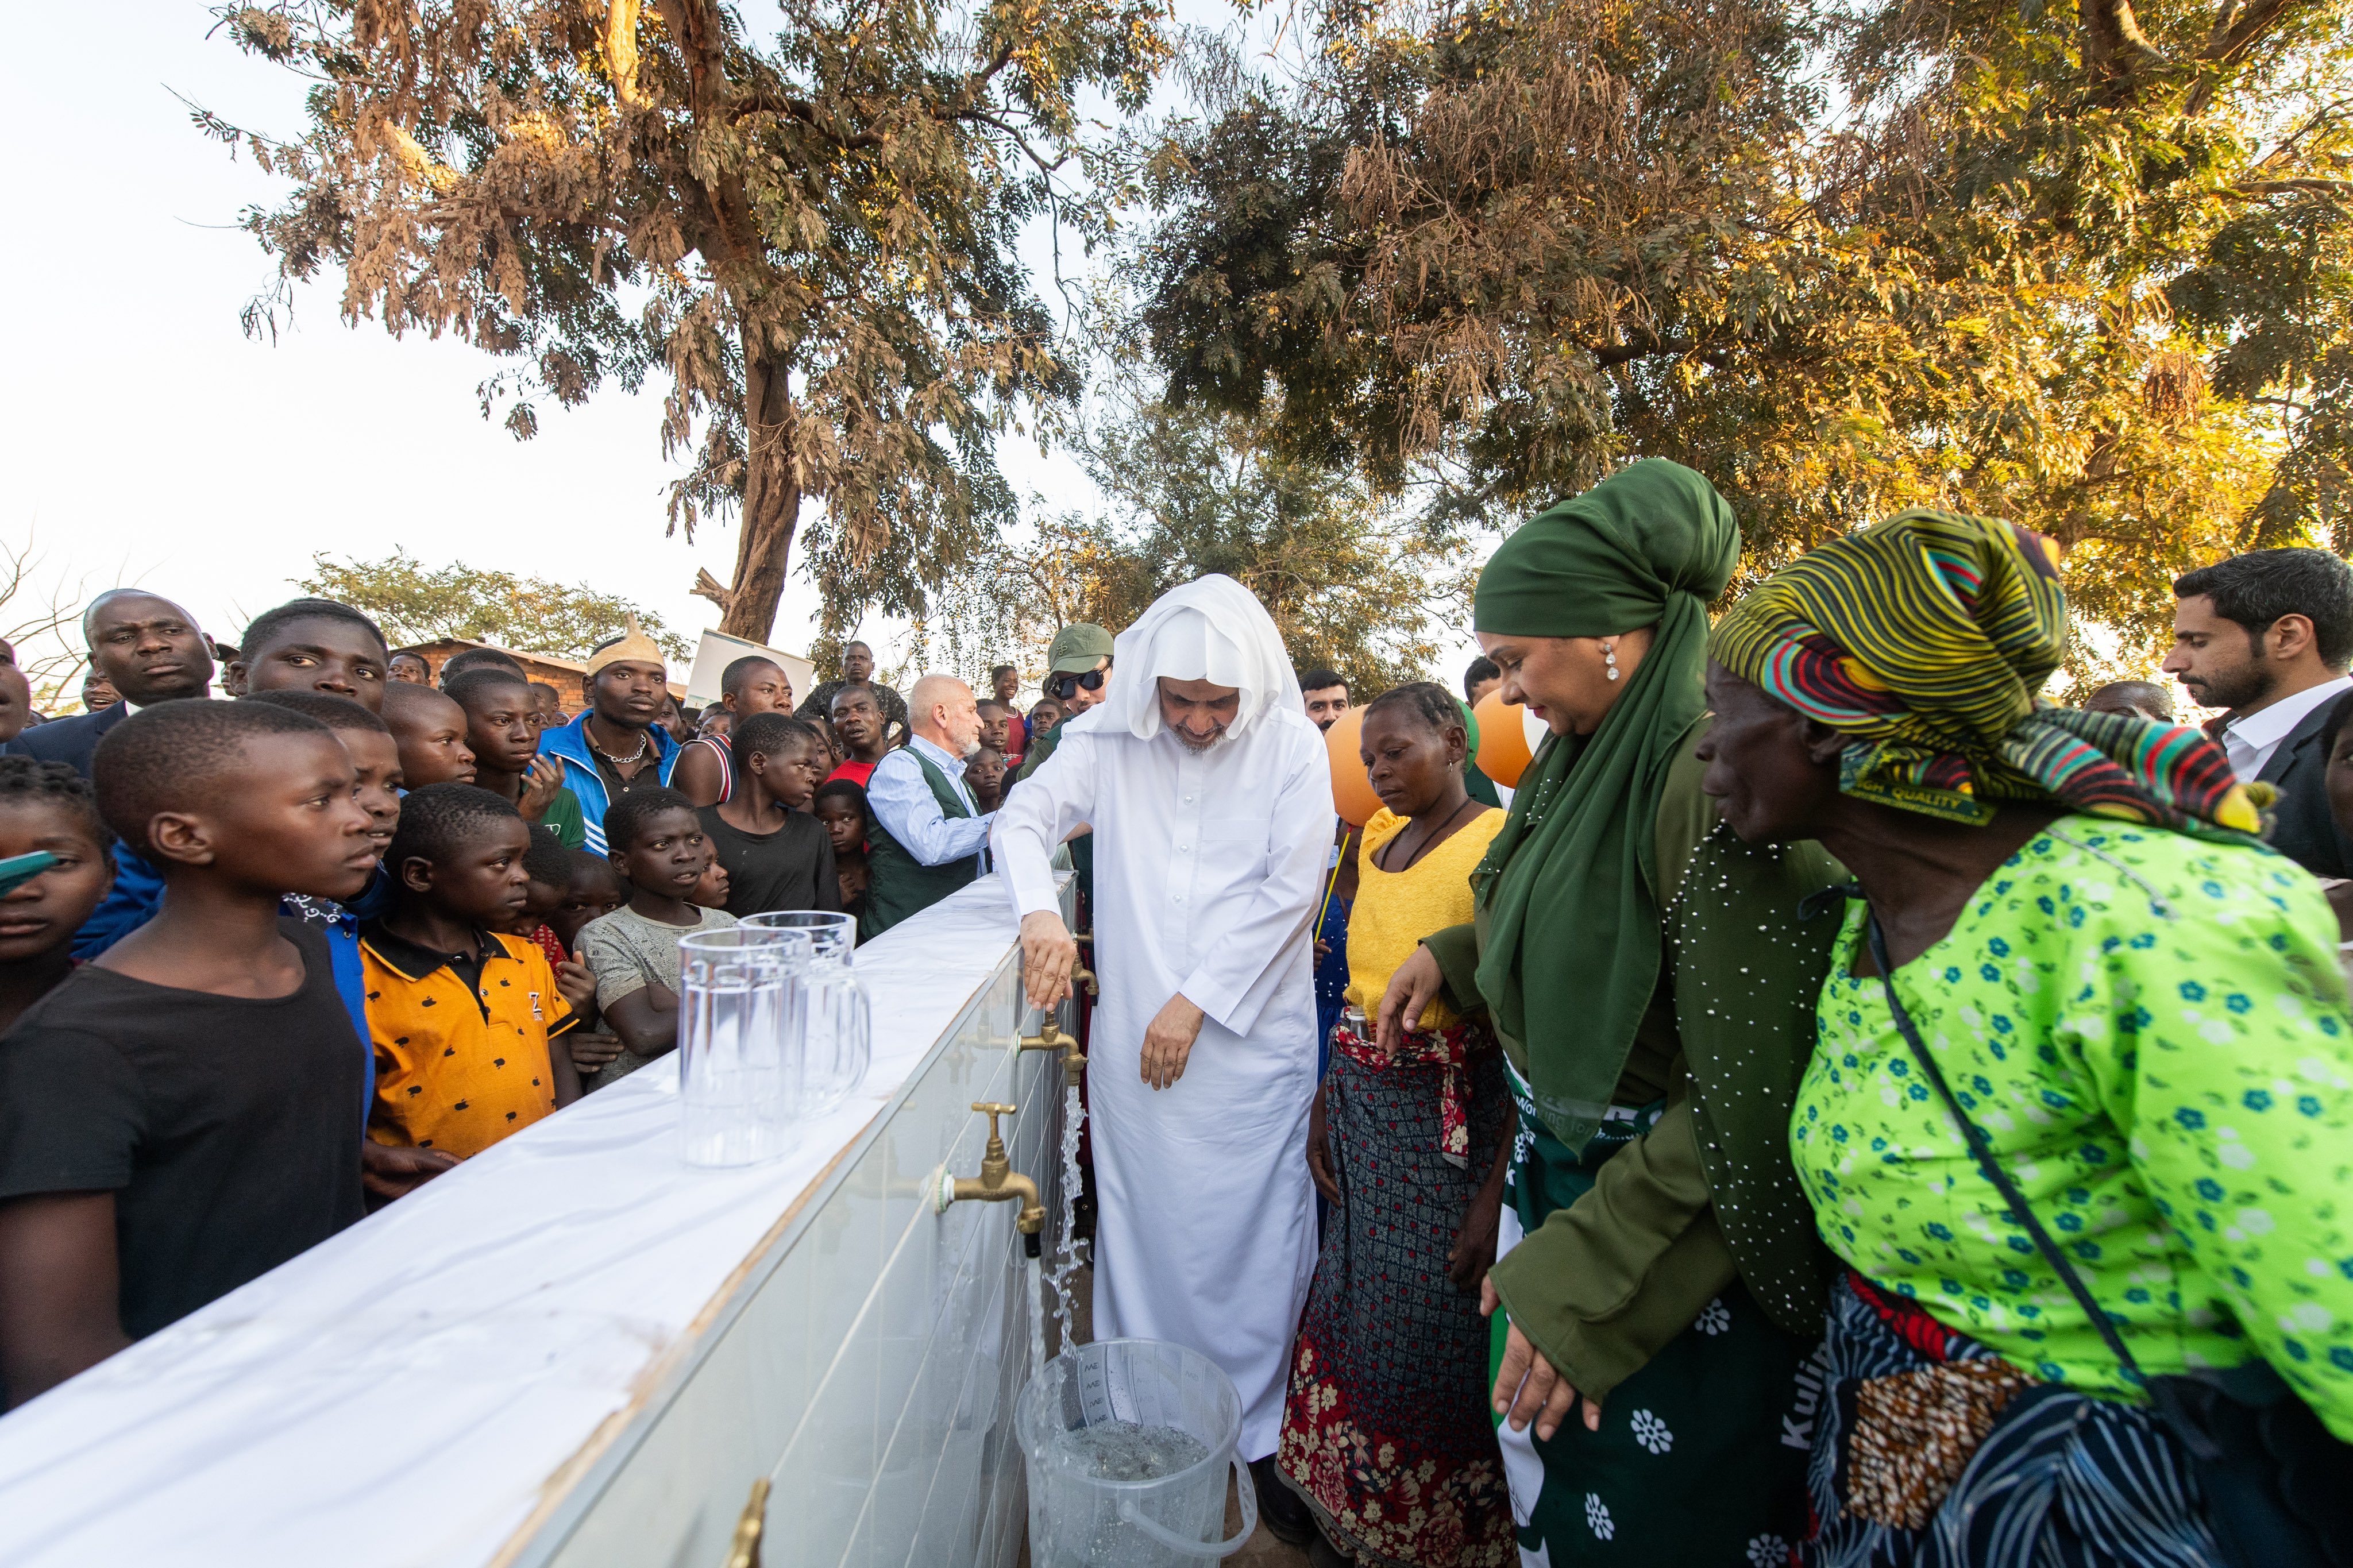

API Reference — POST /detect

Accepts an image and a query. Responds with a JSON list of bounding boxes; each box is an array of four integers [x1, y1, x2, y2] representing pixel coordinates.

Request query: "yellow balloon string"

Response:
[[1316, 824, 1352, 944]]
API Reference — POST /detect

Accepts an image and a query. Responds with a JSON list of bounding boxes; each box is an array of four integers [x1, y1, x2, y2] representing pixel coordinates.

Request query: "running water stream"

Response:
[[1027, 1255, 1048, 1388], [1015, 1009, 1088, 1388], [1044, 1079, 1086, 1351]]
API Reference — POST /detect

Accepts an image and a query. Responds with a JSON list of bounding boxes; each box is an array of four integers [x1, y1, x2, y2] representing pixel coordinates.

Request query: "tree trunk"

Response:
[[720, 347, 800, 644], [653, 0, 797, 643]]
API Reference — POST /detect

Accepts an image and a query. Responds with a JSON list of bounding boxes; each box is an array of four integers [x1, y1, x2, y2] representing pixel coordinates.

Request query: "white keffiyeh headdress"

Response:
[[1078, 576, 1302, 742]]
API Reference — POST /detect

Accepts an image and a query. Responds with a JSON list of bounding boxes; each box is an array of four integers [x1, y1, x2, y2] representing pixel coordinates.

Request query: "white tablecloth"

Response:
[[0, 879, 1037, 1567]]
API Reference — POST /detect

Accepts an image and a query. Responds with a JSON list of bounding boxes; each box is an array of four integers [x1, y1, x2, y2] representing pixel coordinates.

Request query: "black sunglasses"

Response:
[[1048, 666, 1109, 701]]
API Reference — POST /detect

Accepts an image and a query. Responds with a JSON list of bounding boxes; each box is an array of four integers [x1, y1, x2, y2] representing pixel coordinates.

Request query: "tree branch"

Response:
[[952, 42, 1018, 115], [650, 0, 762, 269], [1587, 331, 1733, 368], [2225, 177, 2353, 197], [728, 83, 888, 149], [605, 0, 645, 110], [966, 110, 1070, 175], [2080, 0, 2167, 98], [2201, 0, 2302, 64]]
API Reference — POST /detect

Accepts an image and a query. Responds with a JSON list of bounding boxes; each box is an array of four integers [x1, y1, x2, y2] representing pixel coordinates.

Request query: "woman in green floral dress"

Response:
[[1699, 508, 2353, 1566]]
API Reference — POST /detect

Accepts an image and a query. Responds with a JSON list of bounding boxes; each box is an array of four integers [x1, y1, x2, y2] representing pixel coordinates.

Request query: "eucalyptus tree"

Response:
[[206, 0, 1169, 640]]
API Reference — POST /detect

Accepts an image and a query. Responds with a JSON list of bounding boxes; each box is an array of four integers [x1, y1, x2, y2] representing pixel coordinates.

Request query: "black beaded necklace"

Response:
[[1380, 793, 1480, 873]]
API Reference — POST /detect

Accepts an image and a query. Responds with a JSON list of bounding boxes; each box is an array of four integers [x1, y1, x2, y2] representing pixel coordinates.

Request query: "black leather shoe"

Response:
[[1250, 1456, 1318, 1546], [1309, 1535, 1354, 1567]]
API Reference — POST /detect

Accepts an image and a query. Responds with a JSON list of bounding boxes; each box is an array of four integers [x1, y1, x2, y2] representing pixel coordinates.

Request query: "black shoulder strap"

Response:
[[1863, 909, 2146, 1382]]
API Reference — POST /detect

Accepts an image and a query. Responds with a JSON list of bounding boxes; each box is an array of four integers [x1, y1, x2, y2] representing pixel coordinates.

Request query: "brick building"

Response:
[[390, 639, 686, 718]]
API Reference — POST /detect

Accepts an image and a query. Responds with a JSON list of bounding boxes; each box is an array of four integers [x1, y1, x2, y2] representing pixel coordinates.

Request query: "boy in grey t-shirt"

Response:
[[574, 789, 739, 1088]]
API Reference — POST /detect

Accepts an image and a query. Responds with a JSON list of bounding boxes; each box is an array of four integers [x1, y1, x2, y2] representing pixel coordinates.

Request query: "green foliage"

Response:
[[296, 550, 690, 662], [1135, 0, 2353, 656], [919, 397, 1464, 692], [205, 0, 1171, 641]]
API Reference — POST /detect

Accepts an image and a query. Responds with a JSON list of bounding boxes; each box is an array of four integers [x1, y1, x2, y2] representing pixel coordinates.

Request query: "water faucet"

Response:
[[723, 1477, 769, 1568], [934, 1102, 1047, 1257], [1017, 1017, 1088, 1087]]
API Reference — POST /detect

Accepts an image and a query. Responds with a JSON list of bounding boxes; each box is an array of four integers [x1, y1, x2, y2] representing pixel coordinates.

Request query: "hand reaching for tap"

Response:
[[1020, 910, 1078, 1010]]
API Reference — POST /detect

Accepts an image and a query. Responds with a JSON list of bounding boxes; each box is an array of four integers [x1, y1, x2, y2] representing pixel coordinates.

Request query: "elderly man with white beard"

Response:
[[993, 576, 1332, 1515]]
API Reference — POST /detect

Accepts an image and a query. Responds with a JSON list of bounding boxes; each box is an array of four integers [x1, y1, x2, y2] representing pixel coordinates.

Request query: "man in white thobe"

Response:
[[993, 576, 1332, 1467]]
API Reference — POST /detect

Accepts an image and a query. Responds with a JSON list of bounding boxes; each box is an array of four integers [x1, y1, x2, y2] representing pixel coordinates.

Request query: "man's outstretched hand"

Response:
[[1020, 911, 1078, 1011]]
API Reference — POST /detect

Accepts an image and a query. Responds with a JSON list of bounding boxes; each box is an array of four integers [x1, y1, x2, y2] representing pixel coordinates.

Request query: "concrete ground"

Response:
[[1019, 1263, 1315, 1568]]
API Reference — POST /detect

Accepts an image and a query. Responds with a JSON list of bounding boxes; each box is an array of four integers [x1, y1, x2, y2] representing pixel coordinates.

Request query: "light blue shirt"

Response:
[[867, 734, 995, 871]]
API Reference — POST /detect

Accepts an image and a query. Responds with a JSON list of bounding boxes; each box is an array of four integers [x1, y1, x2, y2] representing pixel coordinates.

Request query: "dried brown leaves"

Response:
[[218, 0, 1172, 636]]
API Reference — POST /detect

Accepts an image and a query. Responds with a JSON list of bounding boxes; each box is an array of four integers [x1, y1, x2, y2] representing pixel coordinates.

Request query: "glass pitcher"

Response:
[[676, 925, 808, 1167], [742, 909, 857, 966], [744, 910, 869, 1116]]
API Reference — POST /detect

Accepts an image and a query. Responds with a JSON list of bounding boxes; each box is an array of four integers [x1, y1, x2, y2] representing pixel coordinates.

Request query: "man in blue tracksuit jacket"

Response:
[[534, 620, 681, 855]]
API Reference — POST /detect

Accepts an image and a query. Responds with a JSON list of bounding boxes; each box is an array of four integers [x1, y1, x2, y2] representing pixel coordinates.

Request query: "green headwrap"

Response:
[[1469, 459, 1741, 1146]]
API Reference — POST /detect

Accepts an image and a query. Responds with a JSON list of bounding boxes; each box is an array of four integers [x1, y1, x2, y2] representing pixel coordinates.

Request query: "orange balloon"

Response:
[[1324, 705, 1384, 827], [1473, 689, 1534, 787]]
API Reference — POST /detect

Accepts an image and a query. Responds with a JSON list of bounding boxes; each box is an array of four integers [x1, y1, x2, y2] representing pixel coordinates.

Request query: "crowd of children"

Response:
[[0, 592, 954, 1409]]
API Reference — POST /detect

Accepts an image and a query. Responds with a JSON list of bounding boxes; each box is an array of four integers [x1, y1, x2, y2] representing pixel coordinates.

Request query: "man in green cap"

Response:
[[1010, 622, 1114, 898], [1012, 622, 1114, 785]]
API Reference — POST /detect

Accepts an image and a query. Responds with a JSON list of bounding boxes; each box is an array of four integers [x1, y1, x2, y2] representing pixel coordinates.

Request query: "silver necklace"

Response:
[[588, 721, 653, 767]]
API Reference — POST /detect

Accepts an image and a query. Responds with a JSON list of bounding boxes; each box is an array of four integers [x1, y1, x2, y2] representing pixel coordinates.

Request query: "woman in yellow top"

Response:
[[1274, 683, 1517, 1568]]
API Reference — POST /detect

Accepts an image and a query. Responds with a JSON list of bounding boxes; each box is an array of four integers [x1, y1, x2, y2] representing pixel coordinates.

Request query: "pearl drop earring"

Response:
[[1604, 643, 1620, 682]]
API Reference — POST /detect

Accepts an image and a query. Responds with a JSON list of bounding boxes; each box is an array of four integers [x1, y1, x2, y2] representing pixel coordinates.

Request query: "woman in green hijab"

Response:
[[1379, 459, 1843, 1566]]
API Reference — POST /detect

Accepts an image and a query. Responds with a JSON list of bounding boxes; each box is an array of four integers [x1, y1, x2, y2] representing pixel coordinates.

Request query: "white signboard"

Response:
[[681, 629, 818, 713]]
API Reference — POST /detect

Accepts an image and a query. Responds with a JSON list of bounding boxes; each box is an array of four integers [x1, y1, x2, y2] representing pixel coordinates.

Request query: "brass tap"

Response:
[[723, 1478, 769, 1568], [1018, 1016, 1089, 1087], [1070, 964, 1100, 998], [935, 1102, 1046, 1255]]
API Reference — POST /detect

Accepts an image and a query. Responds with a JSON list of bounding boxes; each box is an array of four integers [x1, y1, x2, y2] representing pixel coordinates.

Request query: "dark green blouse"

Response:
[[1424, 724, 1843, 1397]]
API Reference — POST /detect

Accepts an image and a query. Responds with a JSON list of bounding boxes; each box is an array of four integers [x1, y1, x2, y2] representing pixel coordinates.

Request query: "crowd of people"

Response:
[[0, 481, 2350, 1568], [0, 597, 1047, 1405]]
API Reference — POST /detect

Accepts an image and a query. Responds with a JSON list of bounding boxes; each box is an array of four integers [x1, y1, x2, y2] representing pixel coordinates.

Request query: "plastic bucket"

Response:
[[1015, 1338, 1259, 1566]]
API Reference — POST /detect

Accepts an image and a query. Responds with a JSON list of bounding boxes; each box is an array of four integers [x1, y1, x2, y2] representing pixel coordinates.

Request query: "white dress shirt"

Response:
[[2222, 674, 2353, 781], [865, 733, 993, 869]]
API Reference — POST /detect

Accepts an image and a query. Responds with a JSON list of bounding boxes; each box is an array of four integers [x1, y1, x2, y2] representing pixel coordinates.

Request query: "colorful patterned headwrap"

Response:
[[1711, 509, 2260, 835]]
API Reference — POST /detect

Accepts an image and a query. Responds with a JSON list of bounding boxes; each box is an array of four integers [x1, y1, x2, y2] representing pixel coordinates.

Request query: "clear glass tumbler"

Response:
[[742, 910, 870, 1117], [677, 926, 808, 1167]]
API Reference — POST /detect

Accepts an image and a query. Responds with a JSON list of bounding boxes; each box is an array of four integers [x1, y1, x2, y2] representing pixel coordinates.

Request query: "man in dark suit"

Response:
[[2165, 548, 2353, 876], [19, 590, 216, 777]]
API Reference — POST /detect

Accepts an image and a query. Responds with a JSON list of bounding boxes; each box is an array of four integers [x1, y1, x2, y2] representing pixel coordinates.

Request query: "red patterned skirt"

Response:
[[1276, 1018, 1514, 1567]]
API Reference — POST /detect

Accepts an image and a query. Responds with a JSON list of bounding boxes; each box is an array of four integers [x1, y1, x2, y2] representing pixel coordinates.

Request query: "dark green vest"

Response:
[[863, 747, 982, 937]]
